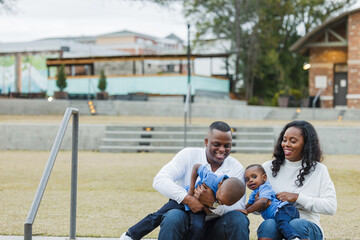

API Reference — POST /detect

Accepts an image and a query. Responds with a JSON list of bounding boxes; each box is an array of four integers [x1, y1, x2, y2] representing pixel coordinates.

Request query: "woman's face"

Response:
[[281, 126, 304, 162]]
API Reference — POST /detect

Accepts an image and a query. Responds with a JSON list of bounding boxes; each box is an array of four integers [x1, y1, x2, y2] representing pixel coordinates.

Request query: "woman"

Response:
[[258, 120, 337, 240]]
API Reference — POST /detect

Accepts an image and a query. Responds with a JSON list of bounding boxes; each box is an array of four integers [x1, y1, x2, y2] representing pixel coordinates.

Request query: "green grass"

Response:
[[0, 151, 359, 239]]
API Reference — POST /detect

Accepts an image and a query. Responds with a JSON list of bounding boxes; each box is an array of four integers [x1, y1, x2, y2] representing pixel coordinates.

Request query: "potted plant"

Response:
[[54, 64, 68, 99], [277, 86, 290, 107], [97, 69, 108, 100]]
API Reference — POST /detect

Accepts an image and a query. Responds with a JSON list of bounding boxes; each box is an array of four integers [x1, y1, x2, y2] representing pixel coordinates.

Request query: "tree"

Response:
[[98, 69, 107, 92], [56, 64, 67, 92], [150, 0, 355, 104]]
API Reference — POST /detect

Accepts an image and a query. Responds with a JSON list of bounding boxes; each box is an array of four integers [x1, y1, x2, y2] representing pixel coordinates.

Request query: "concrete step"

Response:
[[99, 125, 275, 153], [104, 131, 274, 140], [99, 145, 274, 153], [105, 125, 275, 132], [101, 138, 274, 147]]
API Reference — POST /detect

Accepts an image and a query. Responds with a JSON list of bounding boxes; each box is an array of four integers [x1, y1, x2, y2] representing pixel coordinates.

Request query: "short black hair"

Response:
[[246, 164, 266, 174], [209, 121, 231, 132]]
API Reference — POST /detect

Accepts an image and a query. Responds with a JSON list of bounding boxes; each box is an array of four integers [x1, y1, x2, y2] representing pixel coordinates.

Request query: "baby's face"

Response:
[[244, 167, 266, 190]]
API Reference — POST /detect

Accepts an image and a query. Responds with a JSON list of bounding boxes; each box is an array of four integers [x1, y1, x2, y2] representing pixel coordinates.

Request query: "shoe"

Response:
[[290, 238, 300, 240], [120, 232, 134, 240]]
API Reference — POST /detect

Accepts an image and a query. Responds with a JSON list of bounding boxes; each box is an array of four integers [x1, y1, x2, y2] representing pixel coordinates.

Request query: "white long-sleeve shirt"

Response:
[[262, 159, 337, 236], [153, 147, 246, 217]]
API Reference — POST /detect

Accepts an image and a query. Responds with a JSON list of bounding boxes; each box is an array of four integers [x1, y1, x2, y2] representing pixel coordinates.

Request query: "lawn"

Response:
[[0, 151, 359, 239]]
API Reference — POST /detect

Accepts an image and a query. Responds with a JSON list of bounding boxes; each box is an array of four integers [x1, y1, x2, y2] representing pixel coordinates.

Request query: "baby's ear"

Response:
[[262, 173, 267, 182]]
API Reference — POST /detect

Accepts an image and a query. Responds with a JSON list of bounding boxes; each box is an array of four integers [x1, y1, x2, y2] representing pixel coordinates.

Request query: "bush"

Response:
[[248, 96, 260, 105], [56, 64, 67, 92], [98, 70, 107, 92]]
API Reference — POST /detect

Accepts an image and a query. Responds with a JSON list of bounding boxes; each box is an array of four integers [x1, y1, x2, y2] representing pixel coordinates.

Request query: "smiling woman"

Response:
[[258, 120, 337, 240]]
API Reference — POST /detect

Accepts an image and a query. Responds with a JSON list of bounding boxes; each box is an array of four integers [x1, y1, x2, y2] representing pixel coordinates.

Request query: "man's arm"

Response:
[[153, 148, 206, 213]]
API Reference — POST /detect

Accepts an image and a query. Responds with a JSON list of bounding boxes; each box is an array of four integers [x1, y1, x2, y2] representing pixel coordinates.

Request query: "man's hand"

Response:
[[182, 195, 204, 213], [194, 183, 216, 207]]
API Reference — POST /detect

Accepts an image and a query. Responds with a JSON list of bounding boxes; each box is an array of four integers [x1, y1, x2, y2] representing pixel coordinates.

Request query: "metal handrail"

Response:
[[312, 89, 323, 119], [24, 107, 79, 240]]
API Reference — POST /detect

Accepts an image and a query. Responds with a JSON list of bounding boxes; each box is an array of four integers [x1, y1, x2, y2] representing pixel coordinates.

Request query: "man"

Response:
[[153, 121, 249, 240]]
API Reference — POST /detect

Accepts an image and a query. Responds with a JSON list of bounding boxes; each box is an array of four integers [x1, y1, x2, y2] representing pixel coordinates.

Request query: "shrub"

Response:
[[56, 64, 67, 92], [98, 70, 107, 92]]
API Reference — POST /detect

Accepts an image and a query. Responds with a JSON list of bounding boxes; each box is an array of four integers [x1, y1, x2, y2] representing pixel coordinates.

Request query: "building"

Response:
[[0, 30, 184, 95], [291, 8, 360, 109], [45, 53, 232, 99]]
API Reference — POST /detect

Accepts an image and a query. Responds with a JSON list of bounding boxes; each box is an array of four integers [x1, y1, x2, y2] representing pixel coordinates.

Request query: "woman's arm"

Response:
[[295, 166, 337, 215]]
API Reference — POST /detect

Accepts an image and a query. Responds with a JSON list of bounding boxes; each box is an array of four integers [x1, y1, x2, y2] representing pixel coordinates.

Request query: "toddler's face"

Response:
[[244, 167, 266, 190]]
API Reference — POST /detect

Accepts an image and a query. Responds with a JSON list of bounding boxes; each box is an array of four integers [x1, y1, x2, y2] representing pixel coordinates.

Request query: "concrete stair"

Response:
[[99, 125, 275, 153]]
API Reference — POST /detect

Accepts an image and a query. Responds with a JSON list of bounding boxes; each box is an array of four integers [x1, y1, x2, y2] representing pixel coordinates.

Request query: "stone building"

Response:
[[291, 8, 360, 109]]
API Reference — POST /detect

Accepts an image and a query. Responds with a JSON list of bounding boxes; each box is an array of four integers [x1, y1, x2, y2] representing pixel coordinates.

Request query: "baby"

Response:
[[240, 164, 300, 240], [120, 163, 245, 240]]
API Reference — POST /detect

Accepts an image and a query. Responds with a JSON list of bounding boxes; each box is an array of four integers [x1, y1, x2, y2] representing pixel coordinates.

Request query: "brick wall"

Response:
[[309, 47, 347, 108], [347, 11, 360, 108]]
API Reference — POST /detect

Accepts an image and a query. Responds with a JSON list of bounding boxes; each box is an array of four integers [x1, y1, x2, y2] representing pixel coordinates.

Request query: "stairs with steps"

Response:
[[99, 125, 275, 153]]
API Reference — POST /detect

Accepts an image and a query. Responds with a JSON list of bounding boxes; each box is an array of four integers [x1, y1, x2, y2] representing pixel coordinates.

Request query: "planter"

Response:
[[54, 91, 68, 99], [278, 95, 289, 107], [97, 92, 109, 100]]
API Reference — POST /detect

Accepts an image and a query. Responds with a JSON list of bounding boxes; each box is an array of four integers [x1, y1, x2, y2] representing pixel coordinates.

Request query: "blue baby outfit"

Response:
[[184, 164, 228, 210], [247, 181, 288, 219]]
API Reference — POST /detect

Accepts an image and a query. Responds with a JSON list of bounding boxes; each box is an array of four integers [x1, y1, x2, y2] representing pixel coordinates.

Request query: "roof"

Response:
[[290, 8, 360, 55], [0, 39, 128, 57], [165, 33, 184, 43], [97, 29, 159, 41], [46, 53, 231, 66]]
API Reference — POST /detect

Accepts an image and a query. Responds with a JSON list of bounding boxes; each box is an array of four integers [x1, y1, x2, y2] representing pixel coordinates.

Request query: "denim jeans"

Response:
[[158, 209, 250, 240], [274, 204, 300, 240], [257, 218, 323, 240], [127, 200, 206, 240]]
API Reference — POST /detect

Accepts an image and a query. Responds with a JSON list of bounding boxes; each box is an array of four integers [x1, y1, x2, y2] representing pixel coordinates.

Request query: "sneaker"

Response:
[[291, 238, 300, 240], [120, 232, 134, 240]]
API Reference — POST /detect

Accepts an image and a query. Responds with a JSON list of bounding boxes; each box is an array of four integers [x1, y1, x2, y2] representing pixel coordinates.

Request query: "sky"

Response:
[[0, 0, 188, 43]]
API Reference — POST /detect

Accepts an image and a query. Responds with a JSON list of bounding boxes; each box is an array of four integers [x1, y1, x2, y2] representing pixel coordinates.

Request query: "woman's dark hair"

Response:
[[271, 120, 323, 187]]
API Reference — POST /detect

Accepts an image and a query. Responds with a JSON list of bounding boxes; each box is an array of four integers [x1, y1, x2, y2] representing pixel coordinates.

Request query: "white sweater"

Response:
[[262, 159, 337, 235], [153, 147, 246, 217]]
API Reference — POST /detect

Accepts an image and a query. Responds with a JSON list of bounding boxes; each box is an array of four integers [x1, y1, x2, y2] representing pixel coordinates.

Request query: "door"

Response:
[[334, 72, 347, 106]]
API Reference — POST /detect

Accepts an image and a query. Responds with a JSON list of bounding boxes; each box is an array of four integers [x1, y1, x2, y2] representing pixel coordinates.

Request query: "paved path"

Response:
[[0, 236, 156, 240], [0, 236, 118, 240]]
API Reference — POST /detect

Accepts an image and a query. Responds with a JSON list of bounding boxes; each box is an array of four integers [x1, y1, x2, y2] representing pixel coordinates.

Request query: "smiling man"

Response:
[[152, 121, 249, 240]]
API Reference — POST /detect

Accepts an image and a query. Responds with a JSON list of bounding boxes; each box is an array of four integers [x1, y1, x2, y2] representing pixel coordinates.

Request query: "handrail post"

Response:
[[312, 89, 323, 119], [24, 107, 79, 240], [70, 110, 79, 240], [24, 223, 32, 240]]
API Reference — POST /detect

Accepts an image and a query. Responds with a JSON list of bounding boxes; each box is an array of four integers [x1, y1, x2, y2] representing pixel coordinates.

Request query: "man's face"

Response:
[[205, 129, 232, 165]]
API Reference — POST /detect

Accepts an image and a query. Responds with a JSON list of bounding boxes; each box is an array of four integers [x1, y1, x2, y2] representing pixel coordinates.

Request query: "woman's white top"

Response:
[[262, 159, 337, 235]]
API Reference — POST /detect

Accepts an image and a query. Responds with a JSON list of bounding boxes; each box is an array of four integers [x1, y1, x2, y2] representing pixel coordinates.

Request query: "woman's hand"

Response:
[[194, 183, 216, 207], [276, 192, 299, 203]]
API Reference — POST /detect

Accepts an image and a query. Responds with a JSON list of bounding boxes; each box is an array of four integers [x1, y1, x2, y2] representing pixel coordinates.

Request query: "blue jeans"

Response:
[[274, 204, 300, 240], [127, 200, 206, 240], [158, 209, 249, 240], [257, 218, 323, 240]]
